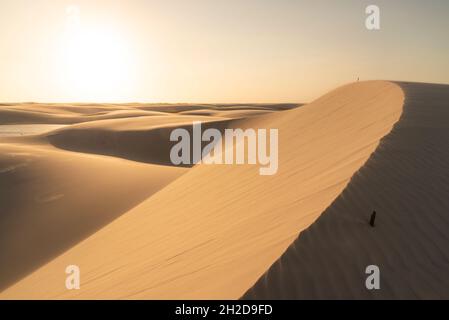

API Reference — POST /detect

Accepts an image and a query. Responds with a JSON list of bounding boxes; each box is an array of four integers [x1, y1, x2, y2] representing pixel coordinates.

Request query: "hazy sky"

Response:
[[0, 0, 448, 103]]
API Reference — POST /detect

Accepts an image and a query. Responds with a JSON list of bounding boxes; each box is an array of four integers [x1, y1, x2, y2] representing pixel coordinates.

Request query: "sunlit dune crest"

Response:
[[1, 0, 449, 302]]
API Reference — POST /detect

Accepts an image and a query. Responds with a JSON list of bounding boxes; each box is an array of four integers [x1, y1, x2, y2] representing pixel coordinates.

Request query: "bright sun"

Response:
[[62, 6, 136, 101]]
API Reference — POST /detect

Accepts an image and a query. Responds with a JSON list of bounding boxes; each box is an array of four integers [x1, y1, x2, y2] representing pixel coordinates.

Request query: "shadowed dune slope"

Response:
[[0, 143, 186, 291], [243, 82, 449, 299], [45, 115, 231, 166], [1, 81, 405, 299], [0, 103, 290, 290]]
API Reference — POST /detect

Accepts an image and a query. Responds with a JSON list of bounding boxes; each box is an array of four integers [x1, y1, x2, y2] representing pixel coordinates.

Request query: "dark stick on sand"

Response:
[[369, 210, 377, 227]]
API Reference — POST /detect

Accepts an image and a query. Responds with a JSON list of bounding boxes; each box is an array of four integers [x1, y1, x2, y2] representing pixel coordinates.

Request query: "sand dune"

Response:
[[1, 81, 416, 299], [0, 103, 287, 293], [0, 142, 186, 291], [45, 115, 231, 166], [0, 105, 165, 125], [179, 109, 275, 118], [0, 103, 288, 125], [242, 82, 449, 299]]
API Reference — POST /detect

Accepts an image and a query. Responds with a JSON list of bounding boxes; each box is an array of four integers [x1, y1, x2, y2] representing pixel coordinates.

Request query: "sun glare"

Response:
[[62, 6, 137, 102]]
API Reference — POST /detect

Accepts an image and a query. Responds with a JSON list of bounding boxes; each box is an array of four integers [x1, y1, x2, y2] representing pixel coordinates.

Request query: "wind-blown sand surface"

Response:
[[0, 142, 186, 291], [5, 81, 446, 299], [0, 102, 291, 293], [243, 82, 449, 299]]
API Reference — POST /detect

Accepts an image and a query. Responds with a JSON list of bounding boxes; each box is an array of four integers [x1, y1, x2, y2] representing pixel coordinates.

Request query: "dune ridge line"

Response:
[[243, 81, 449, 299], [1, 81, 407, 299]]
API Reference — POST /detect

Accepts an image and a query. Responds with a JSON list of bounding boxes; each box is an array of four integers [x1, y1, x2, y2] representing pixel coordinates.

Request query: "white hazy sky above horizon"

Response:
[[0, 0, 448, 103]]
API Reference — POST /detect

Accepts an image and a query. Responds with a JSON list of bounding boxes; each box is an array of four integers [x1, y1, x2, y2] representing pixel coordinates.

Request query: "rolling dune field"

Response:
[[1, 81, 448, 299]]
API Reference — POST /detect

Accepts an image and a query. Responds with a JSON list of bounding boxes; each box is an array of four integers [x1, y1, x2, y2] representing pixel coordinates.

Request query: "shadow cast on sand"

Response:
[[242, 82, 449, 299]]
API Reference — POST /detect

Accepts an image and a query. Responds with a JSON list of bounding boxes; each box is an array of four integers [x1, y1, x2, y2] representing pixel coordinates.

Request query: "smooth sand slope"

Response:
[[0, 143, 186, 291], [45, 115, 231, 166], [243, 82, 449, 299], [0, 103, 288, 292], [1, 81, 409, 299]]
